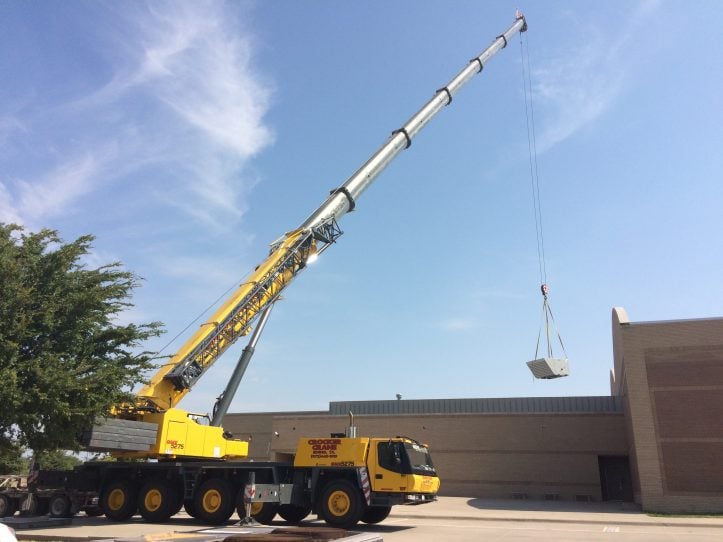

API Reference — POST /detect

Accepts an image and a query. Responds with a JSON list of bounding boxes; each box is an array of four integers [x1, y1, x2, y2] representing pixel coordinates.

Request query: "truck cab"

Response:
[[367, 437, 439, 503]]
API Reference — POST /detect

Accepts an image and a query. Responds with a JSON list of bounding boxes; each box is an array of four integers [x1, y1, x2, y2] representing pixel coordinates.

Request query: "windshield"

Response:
[[404, 442, 436, 476]]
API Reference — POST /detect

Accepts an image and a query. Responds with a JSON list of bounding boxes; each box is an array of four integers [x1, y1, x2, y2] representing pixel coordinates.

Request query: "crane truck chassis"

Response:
[[2, 433, 437, 529], [1, 13, 527, 529]]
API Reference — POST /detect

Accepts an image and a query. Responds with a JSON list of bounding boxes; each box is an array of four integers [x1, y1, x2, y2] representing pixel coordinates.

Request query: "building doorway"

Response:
[[598, 455, 633, 501]]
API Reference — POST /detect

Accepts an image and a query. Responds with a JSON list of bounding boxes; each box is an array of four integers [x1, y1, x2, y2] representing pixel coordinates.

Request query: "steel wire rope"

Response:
[[519, 31, 546, 286], [519, 31, 567, 362], [148, 271, 257, 365]]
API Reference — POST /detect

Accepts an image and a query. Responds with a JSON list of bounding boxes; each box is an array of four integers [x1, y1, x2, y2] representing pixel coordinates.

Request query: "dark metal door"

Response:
[[598, 455, 633, 501]]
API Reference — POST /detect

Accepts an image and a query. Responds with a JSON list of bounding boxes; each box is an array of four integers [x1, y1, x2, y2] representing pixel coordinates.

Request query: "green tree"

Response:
[[34, 449, 82, 470], [0, 224, 162, 454], [0, 439, 27, 474]]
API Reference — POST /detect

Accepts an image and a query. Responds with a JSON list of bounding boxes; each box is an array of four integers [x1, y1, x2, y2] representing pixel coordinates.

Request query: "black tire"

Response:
[[0, 494, 17, 517], [361, 505, 391, 524], [193, 479, 234, 525], [100, 480, 138, 521], [83, 506, 103, 517], [319, 479, 364, 529], [249, 501, 278, 524], [138, 480, 176, 522], [36, 497, 49, 516], [183, 499, 199, 519], [48, 494, 73, 518], [277, 503, 311, 524], [170, 491, 184, 517]]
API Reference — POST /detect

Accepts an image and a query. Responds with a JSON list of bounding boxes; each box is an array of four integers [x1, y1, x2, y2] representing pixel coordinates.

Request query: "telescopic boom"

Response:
[[132, 12, 527, 414]]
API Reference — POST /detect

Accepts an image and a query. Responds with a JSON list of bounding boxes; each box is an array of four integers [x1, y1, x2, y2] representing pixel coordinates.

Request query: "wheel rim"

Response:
[[107, 488, 125, 511], [327, 490, 350, 517], [50, 497, 65, 515], [201, 489, 222, 513], [144, 488, 163, 512]]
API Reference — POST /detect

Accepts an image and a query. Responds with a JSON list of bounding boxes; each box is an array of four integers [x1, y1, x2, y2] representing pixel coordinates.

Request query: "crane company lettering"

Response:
[[308, 438, 341, 458], [166, 439, 184, 450]]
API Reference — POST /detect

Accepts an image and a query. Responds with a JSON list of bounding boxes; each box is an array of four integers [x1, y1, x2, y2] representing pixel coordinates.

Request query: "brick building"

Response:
[[610, 307, 723, 513], [225, 308, 723, 513]]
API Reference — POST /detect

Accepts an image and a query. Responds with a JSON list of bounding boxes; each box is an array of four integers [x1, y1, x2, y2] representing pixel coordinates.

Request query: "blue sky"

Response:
[[1, 1, 721, 416]]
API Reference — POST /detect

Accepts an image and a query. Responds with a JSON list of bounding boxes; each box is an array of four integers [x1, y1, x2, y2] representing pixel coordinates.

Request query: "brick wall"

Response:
[[611, 308, 723, 513], [226, 410, 627, 501]]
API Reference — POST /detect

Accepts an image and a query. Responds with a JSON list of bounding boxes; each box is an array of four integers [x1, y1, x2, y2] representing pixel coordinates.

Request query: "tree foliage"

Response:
[[34, 449, 83, 471], [0, 445, 82, 474], [0, 224, 162, 453], [0, 439, 26, 474]]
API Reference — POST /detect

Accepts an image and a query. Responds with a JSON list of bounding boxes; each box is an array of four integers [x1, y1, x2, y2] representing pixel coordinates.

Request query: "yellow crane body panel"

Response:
[[115, 408, 248, 460], [294, 437, 370, 468]]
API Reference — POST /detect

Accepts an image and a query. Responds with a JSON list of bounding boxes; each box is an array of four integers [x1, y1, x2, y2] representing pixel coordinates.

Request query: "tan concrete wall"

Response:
[[223, 411, 319, 460], [612, 308, 723, 513], [226, 410, 627, 501]]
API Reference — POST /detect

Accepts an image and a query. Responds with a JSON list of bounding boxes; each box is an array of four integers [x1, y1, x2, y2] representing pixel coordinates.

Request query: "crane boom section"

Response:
[[299, 14, 527, 232], [134, 228, 318, 411], [129, 13, 526, 415]]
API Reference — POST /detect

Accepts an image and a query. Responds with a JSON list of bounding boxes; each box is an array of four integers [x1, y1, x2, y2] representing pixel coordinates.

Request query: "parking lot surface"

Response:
[[7, 497, 723, 542]]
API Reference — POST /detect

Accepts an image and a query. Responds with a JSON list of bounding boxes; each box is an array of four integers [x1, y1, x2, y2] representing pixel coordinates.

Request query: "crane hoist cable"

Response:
[[534, 284, 568, 360], [519, 29, 569, 379]]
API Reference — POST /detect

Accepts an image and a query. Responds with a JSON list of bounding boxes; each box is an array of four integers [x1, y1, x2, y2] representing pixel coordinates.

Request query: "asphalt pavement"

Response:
[[6, 497, 723, 541], [390, 496, 723, 528]]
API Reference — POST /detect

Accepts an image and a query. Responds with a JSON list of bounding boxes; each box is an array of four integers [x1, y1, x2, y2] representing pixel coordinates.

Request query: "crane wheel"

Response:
[[183, 499, 199, 519], [170, 490, 184, 516], [36, 498, 49, 516], [193, 479, 234, 524], [319, 480, 363, 529], [0, 494, 17, 517], [100, 480, 138, 521], [83, 506, 103, 517], [277, 503, 311, 524], [238, 500, 278, 524], [138, 481, 176, 522], [361, 505, 391, 524], [48, 494, 73, 518]]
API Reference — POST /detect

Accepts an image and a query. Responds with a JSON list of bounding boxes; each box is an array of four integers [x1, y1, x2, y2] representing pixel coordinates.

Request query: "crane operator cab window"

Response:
[[377, 441, 436, 476]]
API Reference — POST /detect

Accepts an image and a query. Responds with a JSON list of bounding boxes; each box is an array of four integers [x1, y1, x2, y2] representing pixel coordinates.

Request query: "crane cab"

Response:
[[367, 438, 439, 499], [294, 435, 439, 501]]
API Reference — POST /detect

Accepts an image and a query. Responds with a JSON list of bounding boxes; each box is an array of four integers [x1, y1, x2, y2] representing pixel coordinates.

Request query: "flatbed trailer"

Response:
[[0, 473, 98, 519]]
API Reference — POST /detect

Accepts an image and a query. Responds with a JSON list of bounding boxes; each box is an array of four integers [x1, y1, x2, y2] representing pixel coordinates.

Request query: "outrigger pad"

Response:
[[526, 357, 570, 379]]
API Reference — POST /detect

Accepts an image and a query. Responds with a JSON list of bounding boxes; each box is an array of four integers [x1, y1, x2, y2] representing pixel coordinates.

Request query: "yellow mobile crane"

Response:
[[13, 12, 527, 529]]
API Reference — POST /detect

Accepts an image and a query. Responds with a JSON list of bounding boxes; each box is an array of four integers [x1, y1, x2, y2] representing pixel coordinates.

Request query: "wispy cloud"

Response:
[[0, 1, 273, 230], [0, 183, 21, 224], [471, 288, 526, 301], [1, 147, 121, 228], [140, 10, 273, 158], [150, 251, 246, 286], [13, 151, 112, 224], [0, 116, 27, 146], [438, 318, 477, 332], [531, 1, 660, 152]]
